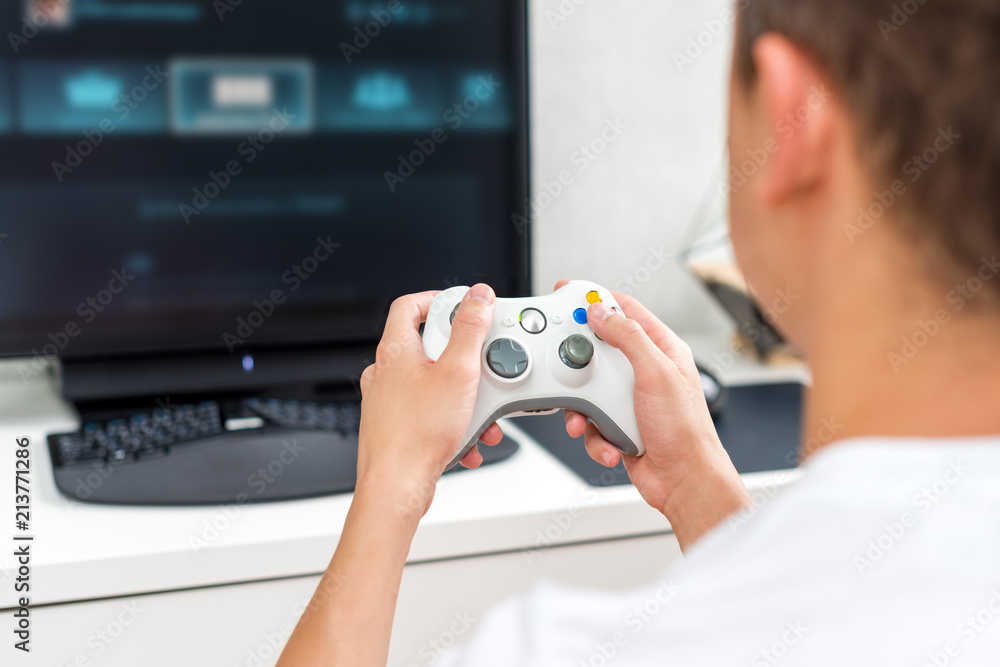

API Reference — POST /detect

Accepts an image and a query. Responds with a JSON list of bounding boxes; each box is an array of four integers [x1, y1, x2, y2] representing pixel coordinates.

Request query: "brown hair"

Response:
[[735, 0, 1000, 288]]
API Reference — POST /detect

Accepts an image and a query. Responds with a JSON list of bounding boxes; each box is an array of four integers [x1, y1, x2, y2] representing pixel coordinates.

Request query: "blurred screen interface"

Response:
[[0, 0, 526, 357]]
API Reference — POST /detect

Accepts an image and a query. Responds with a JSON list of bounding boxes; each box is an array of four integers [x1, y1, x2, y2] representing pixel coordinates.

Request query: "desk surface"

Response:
[[0, 334, 809, 608]]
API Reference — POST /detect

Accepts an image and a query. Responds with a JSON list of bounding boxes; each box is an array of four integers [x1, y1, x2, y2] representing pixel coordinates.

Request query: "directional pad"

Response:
[[486, 338, 530, 379]]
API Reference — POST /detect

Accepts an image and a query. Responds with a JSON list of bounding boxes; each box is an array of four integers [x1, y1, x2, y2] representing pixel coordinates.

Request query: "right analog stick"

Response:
[[560, 334, 594, 369]]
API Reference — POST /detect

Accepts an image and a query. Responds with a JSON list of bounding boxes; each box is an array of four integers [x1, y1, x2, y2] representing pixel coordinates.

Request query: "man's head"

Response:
[[725, 0, 1000, 350]]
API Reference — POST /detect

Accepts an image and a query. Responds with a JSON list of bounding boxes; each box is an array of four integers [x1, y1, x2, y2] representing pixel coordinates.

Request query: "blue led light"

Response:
[[242, 354, 254, 372], [573, 308, 588, 325]]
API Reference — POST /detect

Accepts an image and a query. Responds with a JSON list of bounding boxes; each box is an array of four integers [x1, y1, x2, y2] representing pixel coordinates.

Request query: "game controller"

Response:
[[422, 280, 645, 470]]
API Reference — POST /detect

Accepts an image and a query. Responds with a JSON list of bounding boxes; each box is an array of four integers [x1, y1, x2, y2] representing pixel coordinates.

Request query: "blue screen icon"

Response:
[[20, 62, 169, 134], [352, 72, 411, 111], [65, 70, 123, 109], [319, 67, 442, 132]]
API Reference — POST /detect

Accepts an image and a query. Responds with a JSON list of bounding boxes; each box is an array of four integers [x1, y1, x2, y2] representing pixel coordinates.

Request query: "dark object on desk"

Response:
[[702, 278, 787, 358], [512, 382, 803, 487], [49, 397, 519, 505], [687, 261, 799, 362]]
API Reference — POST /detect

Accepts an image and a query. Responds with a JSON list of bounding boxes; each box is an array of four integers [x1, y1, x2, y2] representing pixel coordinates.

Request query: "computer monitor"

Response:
[[0, 0, 530, 389]]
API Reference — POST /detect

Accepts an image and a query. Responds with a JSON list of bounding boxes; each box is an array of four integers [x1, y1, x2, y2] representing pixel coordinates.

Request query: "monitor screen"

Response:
[[0, 0, 530, 360]]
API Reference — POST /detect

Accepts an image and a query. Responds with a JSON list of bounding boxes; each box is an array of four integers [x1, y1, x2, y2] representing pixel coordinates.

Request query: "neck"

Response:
[[801, 228, 1000, 458]]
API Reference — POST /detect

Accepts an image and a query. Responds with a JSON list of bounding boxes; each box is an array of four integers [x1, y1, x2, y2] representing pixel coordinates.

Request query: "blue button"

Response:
[[573, 308, 588, 324]]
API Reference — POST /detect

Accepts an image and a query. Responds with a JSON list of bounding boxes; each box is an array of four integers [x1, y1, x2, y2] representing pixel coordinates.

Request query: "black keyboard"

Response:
[[48, 397, 519, 506]]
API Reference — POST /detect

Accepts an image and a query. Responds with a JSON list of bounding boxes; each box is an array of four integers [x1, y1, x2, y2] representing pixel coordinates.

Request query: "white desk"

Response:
[[0, 342, 807, 666]]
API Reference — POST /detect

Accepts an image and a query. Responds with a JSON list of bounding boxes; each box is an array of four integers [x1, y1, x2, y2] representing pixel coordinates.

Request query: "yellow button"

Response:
[[586, 291, 602, 304]]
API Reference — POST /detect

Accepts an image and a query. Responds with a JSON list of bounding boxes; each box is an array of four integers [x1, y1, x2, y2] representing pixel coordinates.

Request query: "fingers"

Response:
[[480, 422, 504, 446], [462, 422, 504, 471], [437, 284, 496, 371], [564, 410, 622, 468], [381, 291, 439, 358], [586, 302, 680, 386], [610, 291, 696, 373], [583, 422, 622, 468], [553, 280, 570, 291], [564, 410, 588, 438], [459, 444, 484, 469]]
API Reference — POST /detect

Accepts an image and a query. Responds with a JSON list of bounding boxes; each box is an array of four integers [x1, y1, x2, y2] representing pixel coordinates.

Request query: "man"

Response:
[[278, 1, 1000, 664]]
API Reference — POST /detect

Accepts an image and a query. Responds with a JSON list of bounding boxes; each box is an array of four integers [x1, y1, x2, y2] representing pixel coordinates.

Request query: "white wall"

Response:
[[529, 0, 736, 337]]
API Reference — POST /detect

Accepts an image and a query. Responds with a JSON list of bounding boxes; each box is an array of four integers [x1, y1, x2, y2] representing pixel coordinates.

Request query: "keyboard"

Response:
[[48, 397, 519, 505]]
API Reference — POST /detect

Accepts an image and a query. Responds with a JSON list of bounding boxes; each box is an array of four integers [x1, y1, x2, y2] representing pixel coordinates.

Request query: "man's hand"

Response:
[[559, 281, 751, 550], [357, 284, 503, 516], [278, 284, 505, 667]]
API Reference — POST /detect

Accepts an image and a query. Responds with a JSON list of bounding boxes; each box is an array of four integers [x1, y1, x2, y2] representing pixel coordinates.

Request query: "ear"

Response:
[[751, 34, 837, 208]]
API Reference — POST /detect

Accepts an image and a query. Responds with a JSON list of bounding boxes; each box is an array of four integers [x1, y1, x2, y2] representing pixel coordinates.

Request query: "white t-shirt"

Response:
[[436, 438, 1000, 666]]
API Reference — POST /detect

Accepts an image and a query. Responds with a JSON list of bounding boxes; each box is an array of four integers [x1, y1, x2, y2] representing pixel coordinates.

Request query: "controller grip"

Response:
[[446, 398, 642, 471]]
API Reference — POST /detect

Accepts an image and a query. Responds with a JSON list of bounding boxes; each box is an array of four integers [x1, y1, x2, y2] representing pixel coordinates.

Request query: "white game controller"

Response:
[[422, 280, 645, 470]]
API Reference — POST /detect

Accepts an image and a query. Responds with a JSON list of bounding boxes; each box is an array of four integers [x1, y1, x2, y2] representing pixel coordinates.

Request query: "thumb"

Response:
[[438, 284, 496, 371], [587, 301, 672, 385]]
